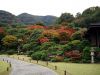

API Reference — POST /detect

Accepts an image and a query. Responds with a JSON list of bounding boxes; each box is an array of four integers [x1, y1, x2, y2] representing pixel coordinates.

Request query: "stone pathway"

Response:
[[0, 56, 58, 75]]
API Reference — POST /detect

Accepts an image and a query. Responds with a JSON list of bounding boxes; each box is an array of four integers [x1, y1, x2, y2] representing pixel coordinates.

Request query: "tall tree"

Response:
[[57, 13, 74, 25], [74, 6, 100, 27]]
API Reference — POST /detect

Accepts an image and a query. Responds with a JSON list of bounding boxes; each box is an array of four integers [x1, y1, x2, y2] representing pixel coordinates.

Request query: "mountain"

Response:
[[0, 10, 58, 26], [17, 13, 58, 25], [0, 10, 19, 26]]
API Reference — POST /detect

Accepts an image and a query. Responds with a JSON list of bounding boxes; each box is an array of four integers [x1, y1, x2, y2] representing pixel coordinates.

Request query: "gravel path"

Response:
[[0, 56, 58, 75]]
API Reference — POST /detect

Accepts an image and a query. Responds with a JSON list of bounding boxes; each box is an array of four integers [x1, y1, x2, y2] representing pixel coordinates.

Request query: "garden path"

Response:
[[0, 56, 58, 75]]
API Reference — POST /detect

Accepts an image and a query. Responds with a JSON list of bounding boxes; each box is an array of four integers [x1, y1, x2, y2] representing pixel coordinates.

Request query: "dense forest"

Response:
[[0, 6, 100, 63]]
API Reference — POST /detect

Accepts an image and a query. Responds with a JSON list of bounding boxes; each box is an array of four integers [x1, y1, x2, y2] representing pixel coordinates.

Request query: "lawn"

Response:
[[50, 62, 100, 75], [9, 55, 100, 75], [0, 61, 10, 75]]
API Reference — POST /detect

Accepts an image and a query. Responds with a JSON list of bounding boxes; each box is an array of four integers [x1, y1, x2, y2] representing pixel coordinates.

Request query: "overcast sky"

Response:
[[0, 0, 100, 16]]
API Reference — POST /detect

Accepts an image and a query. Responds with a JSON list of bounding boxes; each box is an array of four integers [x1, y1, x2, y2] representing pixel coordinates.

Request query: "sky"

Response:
[[0, 0, 100, 17]]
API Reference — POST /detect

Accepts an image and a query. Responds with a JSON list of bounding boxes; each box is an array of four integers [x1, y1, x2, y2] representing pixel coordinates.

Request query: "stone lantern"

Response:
[[90, 47, 95, 63]]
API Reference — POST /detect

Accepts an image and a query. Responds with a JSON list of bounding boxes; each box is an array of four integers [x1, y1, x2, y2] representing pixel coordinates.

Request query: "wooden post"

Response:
[[9, 63, 11, 67], [29, 59, 31, 63], [64, 70, 66, 75], [18, 57, 19, 59], [23, 58, 24, 61], [55, 66, 57, 70], [37, 59, 38, 63], [46, 61, 48, 66], [7, 67, 9, 71], [7, 60, 8, 63]]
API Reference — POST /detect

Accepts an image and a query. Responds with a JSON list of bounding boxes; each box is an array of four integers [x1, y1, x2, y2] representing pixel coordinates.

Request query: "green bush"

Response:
[[64, 58, 71, 62], [71, 31, 82, 40], [82, 46, 91, 60], [50, 58, 57, 62], [41, 53, 47, 61], [22, 43, 32, 51], [31, 50, 47, 60], [81, 59, 91, 63], [71, 40, 81, 45], [95, 47, 100, 52], [40, 42, 56, 50], [76, 39, 90, 51], [56, 50, 64, 56], [66, 40, 81, 50], [6, 50, 16, 55], [63, 44, 72, 51], [26, 51, 34, 56]]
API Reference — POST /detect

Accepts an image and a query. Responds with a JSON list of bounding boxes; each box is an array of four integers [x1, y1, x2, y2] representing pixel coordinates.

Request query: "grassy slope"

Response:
[[50, 62, 100, 75], [0, 61, 10, 75], [9, 55, 100, 75]]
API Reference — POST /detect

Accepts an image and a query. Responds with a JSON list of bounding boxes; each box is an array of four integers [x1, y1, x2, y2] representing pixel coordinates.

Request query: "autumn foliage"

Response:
[[43, 26, 75, 37], [42, 29, 59, 38], [65, 50, 81, 60], [0, 27, 4, 33], [57, 26, 76, 36], [27, 25, 45, 30], [38, 37, 49, 43]]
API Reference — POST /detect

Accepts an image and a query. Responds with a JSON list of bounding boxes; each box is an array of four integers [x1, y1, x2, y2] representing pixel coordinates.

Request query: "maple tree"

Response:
[[38, 37, 49, 43], [2, 35, 17, 46], [0, 27, 4, 33], [65, 50, 81, 60], [27, 25, 45, 30]]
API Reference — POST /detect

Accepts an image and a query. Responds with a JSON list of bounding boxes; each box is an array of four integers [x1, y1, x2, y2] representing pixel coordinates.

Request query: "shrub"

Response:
[[2, 35, 17, 48], [41, 53, 47, 61], [56, 50, 64, 56], [71, 31, 82, 40], [96, 52, 100, 60], [31, 50, 47, 60], [81, 59, 91, 63], [64, 58, 71, 62], [63, 44, 72, 51], [76, 39, 90, 51], [71, 28, 87, 40], [71, 40, 81, 45], [26, 51, 34, 56], [50, 55, 64, 62], [55, 56, 64, 61], [50, 58, 57, 62], [95, 47, 100, 52], [22, 43, 32, 51], [82, 46, 91, 60], [29, 29, 43, 42], [67, 40, 81, 50], [31, 52, 42, 60], [40, 42, 56, 50], [38, 37, 49, 44], [6, 50, 16, 55], [65, 50, 81, 60]]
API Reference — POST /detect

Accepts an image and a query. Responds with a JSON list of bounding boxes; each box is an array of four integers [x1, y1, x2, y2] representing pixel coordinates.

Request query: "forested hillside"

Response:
[[17, 13, 57, 25], [0, 10, 57, 26], [0, 10, 19, 26]]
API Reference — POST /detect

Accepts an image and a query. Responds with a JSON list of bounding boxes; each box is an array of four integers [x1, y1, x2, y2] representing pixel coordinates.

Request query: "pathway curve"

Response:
[[0, 56, 58, 75]]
